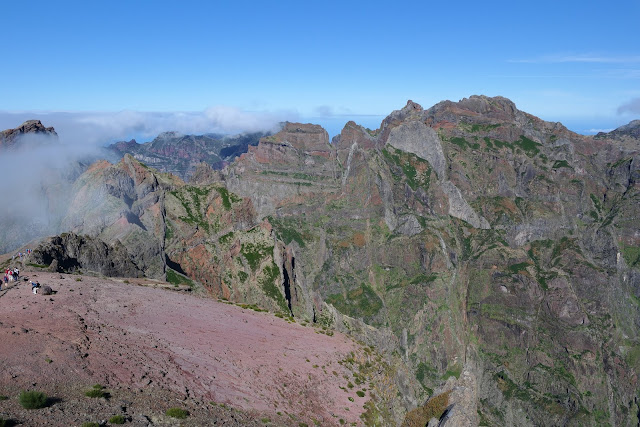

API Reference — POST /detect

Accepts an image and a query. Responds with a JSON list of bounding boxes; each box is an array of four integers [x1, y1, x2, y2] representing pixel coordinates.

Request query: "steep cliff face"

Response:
[[221, 98, 640, 426], [54, 154, 297, 316], [60, 155, 173, 278], [223, 122, 340, 219]]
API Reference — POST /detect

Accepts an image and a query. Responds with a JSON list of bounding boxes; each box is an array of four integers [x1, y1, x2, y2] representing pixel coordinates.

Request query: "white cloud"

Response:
[[0, 106, 295, 252], [617, 98, 640, 115], [0, 106, 293, 148]]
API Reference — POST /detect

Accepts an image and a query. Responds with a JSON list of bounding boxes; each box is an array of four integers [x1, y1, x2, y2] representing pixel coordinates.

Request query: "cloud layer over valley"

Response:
[[0, 106, 289, 254]]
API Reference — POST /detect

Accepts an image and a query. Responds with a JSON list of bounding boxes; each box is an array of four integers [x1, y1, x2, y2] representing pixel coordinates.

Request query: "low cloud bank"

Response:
[[0, 106, 290, 253], [1, 106, 290, 147]]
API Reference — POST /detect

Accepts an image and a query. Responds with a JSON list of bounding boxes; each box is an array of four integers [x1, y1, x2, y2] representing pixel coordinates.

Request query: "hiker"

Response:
[[31, 281, 40, 294]]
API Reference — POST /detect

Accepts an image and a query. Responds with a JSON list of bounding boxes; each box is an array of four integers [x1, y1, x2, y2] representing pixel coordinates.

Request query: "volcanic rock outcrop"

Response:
[[0, 119, 57, 149], [31, 232, 143, 277]]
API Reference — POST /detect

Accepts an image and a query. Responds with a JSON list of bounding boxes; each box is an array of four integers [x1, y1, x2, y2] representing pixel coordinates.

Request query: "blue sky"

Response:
[[1, 0, 639, 140]]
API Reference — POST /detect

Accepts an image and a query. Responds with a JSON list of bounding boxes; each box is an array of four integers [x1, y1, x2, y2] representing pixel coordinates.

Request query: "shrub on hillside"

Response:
[[84, 384, 109, 398], [166, 407, 189, 419], [109, 415, 126, 424], [18, 390, 48, 409], [401, 390, 451, 427]]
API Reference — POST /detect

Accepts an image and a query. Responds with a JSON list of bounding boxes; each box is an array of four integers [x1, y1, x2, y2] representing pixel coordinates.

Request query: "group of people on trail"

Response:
[[0, 263, 50, 294], [2, 267, 19, 290], [12, 249, 31, 261]]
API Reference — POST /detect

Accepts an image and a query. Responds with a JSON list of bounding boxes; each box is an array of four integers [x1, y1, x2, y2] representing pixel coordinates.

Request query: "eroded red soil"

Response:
[[0, 272, 367, 425]]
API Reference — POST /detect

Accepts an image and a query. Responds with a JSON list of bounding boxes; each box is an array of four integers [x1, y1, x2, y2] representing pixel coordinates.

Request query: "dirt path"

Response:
[[0, 272, 369, 426]]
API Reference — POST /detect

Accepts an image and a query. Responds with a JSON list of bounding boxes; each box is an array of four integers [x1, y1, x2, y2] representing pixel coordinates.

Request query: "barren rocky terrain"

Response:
[[0, 270, 372, 426]]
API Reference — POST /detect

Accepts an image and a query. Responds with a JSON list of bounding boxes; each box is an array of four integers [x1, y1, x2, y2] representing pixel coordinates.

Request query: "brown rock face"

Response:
[[0, 119, 58, 148], [270, 122, 330, 151], [31, 233, 143, 277], [224, 122, 339, 219]]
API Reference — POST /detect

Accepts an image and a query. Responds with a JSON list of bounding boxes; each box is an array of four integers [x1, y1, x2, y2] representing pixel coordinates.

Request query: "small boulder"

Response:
[[41, 285, 53, 295]]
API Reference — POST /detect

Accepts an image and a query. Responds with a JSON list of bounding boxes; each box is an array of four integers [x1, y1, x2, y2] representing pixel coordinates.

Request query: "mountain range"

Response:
[[108, 130, 269, 180], [1, 95, 639, 426]]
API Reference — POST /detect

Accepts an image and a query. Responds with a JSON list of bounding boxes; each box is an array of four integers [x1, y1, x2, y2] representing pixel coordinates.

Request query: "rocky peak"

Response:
[[16, 119, 56, 135], [265, 122, 330, 152], [154, 131, 184, 141], [425, 95, 521, 125], [380, 100, 425, 129], [600, 119, 640, 139], [458, 95, 517, 116], [0, 119, 58, 148], [333, 120, 377, 150], [111, 139, 139, 153], [403, 99, 424, 113]]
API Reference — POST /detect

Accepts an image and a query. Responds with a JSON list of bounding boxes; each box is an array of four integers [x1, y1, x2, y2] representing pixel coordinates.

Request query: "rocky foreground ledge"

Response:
[[0, 272, 375, 426]]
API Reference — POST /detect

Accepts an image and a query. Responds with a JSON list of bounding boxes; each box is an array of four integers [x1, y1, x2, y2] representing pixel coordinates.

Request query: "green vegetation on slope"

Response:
[[382, 147, 432, 192], [326, 284, 383, 322]]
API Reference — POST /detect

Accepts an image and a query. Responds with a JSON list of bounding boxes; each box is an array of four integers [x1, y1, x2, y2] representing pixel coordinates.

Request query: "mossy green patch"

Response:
[[215, 187, 240, 210], [166, 407, 189, 419], [170, 186, 214, 233], [218, 231, 235, 245], [259, 262, 288, 312], [166, 268, 195, 288], [241, 242, 274, 271], [513, 135, 541, 157], [494, 371, 533, 401], [409, 274, 438, 285], [268, 216, 310, 247], [27, 263, 48, 269], [620, 243, 640, 268], [551, 237, 581, 266], [508, 261, 532, 275], [462, 122, 501, 133], [609, 156, 632, 169], [552, 160, 572, 170], [326, 284, 383, 321], [237, 270, 248, 283], [415, 362, 437, 390], [590, 193, 602, 213], [382, 147, 432, 192], [164, 221, 174, 240]]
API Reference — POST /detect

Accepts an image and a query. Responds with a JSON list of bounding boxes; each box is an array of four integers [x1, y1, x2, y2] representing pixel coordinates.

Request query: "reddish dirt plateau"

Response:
[[0, 272, 369, 426]]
